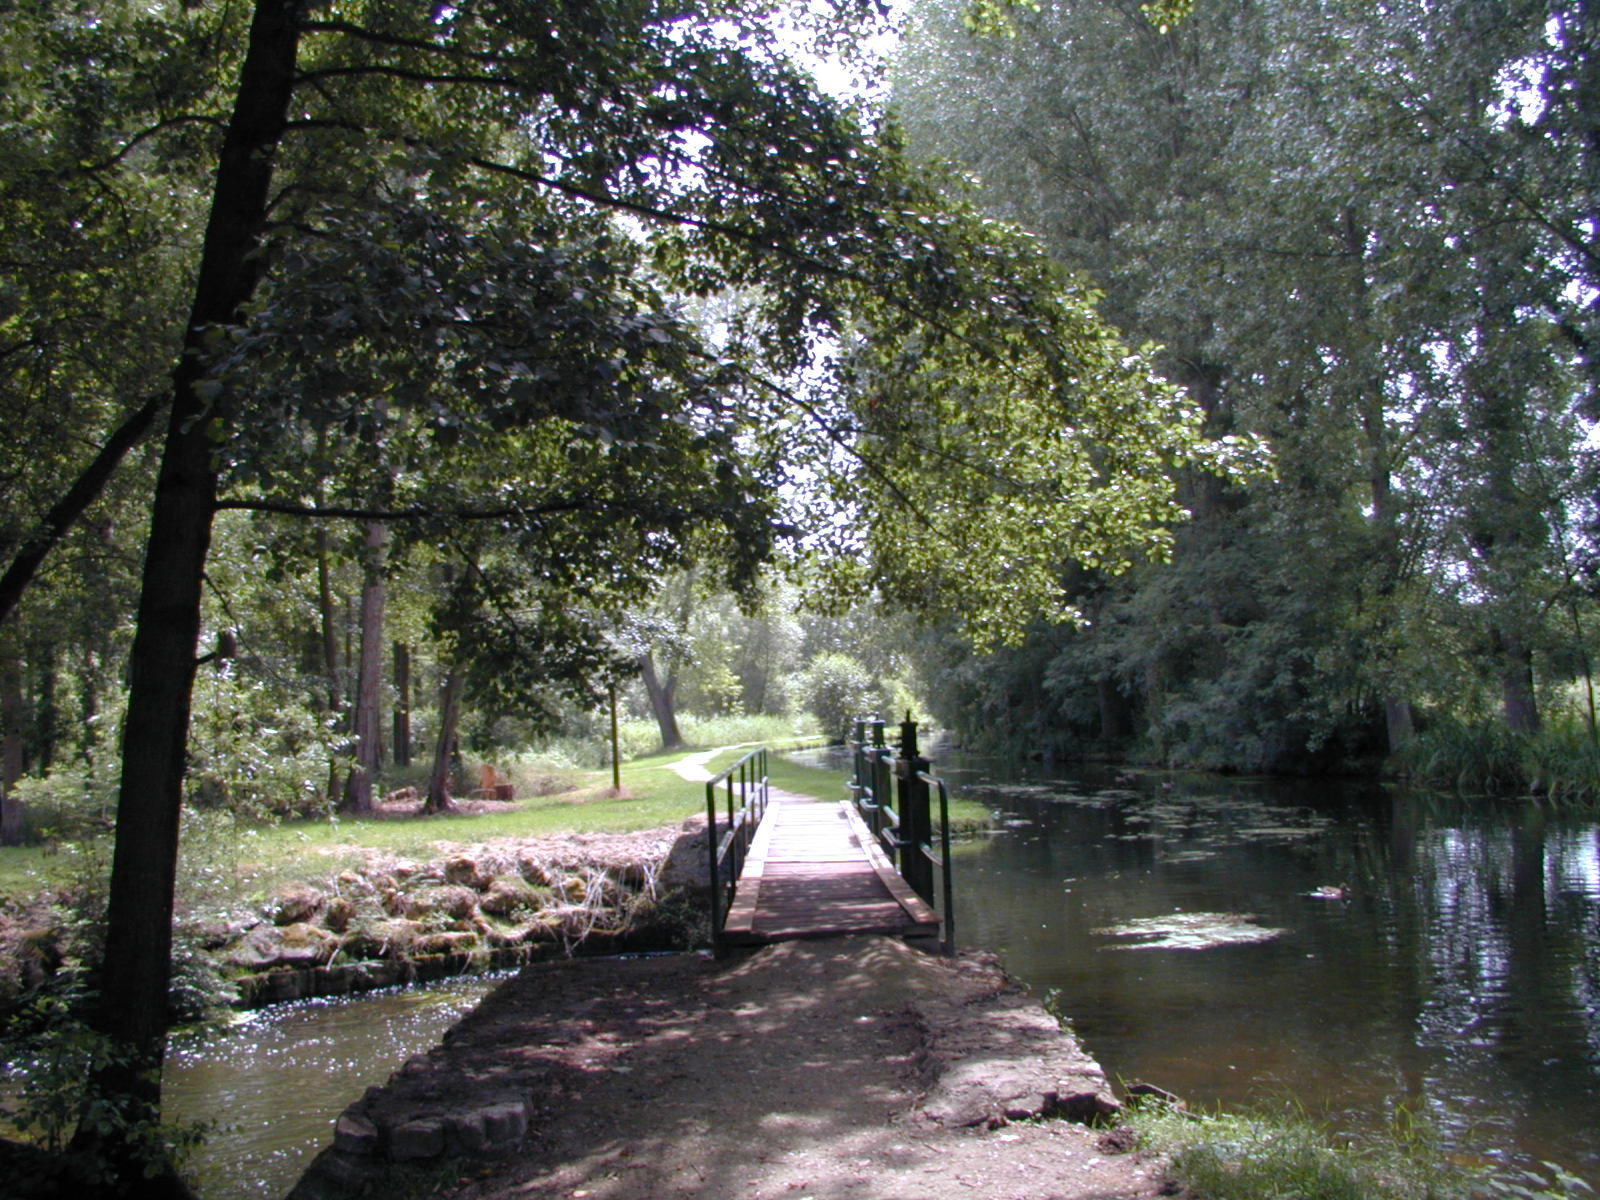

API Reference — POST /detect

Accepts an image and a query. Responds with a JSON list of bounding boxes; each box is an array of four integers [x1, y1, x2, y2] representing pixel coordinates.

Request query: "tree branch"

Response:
[[300, 19, 527, 66], [211, 496, 593, 520], [0, 392, 166, 627], [80, 115, 229, 174], [294, 64, 527, 90]]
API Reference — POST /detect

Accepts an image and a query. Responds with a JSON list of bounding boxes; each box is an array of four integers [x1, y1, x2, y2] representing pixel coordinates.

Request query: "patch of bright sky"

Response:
[[770, 0, 909, 108]]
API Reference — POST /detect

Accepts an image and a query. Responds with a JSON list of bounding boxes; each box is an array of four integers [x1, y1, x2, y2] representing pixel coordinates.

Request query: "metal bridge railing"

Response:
[[850, 718, 956, 956], [705, 746, 769, 956]]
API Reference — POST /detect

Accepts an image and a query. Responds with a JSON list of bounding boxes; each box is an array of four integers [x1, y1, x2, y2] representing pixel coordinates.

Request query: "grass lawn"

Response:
[[0, 738, 990, 902]]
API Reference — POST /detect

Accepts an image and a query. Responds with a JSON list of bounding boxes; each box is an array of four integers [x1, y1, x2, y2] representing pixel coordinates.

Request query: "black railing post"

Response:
[[851, 718, 866, 807], [897, 716, 933, 903], [705, 778, 722, 956], [870, 718, 889, 848]]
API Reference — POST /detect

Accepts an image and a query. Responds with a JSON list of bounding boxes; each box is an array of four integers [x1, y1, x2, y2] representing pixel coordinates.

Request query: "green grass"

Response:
[[0, 845, 66, 897], [0, 736, 989, 904], [1126, 1102, 1595, 1200], [0, 743, 841, 900]]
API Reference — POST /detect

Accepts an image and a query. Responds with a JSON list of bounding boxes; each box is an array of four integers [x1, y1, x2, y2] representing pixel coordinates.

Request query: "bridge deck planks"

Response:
[[721, 792, 939, 946]]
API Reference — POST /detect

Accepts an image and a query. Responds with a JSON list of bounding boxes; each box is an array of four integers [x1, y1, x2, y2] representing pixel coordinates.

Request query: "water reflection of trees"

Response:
[[1379, 796, 1599, 1161]]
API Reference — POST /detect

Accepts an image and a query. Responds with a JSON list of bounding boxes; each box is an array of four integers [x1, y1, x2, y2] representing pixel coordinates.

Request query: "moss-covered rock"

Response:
[[341, 917, 427, 960], [266, 884, 325, 926], [479, 875, 541, 917], [404, 885, 478, 921]]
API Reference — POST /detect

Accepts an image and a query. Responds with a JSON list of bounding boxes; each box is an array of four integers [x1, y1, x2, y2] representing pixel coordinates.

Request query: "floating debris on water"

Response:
[[1092, 912, 1288, 950], [1159, 850, 1219, 863], [1306, 884, 1350, 900]]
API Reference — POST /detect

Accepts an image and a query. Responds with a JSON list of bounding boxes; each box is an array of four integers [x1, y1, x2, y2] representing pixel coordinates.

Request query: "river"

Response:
[[846, 744, 1600, 1186]]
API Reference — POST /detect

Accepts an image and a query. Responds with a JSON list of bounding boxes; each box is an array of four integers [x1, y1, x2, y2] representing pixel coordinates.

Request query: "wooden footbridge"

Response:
[[705, 721, 955, 955]]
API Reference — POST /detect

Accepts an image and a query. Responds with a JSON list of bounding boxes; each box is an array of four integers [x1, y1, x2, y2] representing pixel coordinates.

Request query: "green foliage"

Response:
[[1403, 720, 1529, 795], [1401, 716, 1600, 804], [186, 663, 342, 818], [800, 653, 885, 743], [1522, 720, 1600, 806], [1, 989, 211, 1176], [3, 766, 116, 846], [894, 0, 1599, 771]]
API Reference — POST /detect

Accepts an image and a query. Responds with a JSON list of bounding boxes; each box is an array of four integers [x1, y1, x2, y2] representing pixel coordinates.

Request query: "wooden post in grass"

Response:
[[610, 683, 622, 792]]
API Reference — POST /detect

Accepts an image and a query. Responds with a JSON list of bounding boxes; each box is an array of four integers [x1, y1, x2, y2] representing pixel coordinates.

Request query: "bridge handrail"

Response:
[[916, 769, 956, 956], [706, 746, 770, 956], [850, 721, 956, 955]]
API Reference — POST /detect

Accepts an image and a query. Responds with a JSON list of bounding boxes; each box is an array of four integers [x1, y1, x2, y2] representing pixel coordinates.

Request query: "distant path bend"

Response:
[[667, 742, 774, 783]]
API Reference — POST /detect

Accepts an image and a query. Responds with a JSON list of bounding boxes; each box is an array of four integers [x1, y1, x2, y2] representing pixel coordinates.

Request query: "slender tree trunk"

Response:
[[1570, 601, 1598, 749], [425, 667, 463, 813], [1339, 210, 1416, 755], [314, 523, 344, 804], [34, 642, 57, 771], [393, 641, 412, 767], [79, 518, 114, 773], [641, 652, 683, 750], [1, 642, 25, 845], [81, 644, 100, 761], [609, 682, 621, 791], [85, 2, 300, 1187], [342, 518, 387, 813]]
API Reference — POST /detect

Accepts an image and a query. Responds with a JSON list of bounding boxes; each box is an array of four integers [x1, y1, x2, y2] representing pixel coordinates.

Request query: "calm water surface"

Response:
[[164, 973, 502, 1200], [861, 745, 1600, 1184]]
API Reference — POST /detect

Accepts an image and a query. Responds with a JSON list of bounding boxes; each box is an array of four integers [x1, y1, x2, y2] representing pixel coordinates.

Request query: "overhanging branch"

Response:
[[212, 496, 592, 521]]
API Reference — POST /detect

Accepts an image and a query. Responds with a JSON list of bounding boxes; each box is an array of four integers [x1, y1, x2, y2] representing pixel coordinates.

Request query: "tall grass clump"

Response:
[[1521, 718, 1600, 806], [1401, 714, 1600, 806], [1403, 719, 1526, 794], [1126, 1102, 1594, 1200]]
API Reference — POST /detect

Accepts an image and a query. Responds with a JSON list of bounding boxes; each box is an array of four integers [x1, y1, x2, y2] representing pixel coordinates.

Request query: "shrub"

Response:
[[1, 986, 212, 1182], [4, 766, 116, 846], [800, 653, 882, 743]]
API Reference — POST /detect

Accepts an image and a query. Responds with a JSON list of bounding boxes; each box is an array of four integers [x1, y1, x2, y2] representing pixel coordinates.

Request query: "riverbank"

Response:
[[289, 935, 1164, 1200], [218, 820, 713, 1007]]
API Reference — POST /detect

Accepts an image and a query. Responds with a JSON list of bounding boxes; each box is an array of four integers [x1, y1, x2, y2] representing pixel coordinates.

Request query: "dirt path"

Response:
[[293, 938, 1167, 1200]]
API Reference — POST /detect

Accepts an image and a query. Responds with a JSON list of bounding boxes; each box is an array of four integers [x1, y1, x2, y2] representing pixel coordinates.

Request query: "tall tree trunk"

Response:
[[1493, 627, 1541, 734], [641, 651, 683, 750], [1340, 209, 1416, 755], [1, 641, 25, 845], [392, 641, 412, 767], [1462, 257, 1547, 740], [342, 518, 387, 813], [86, 1, 300, 1187], [425, 666, 463, 813]]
